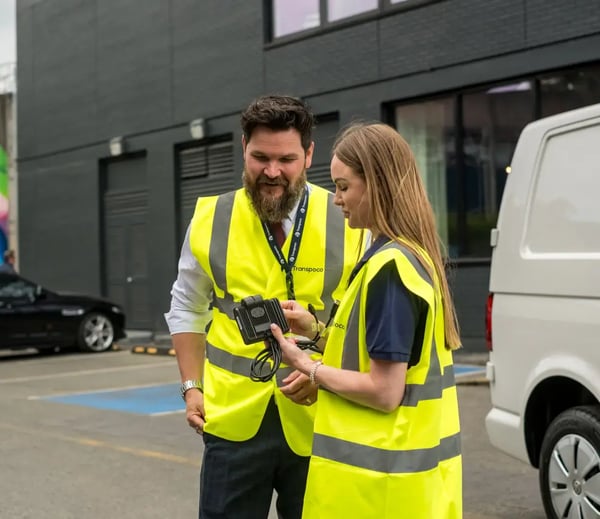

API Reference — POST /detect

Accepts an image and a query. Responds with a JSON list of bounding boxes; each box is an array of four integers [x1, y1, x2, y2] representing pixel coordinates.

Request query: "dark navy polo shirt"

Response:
[[349, 236, 427, 366]]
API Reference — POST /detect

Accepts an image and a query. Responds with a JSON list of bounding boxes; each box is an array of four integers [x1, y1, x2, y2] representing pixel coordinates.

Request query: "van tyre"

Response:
[[77, 312, 115, 353], [539, 405, 600, 519]]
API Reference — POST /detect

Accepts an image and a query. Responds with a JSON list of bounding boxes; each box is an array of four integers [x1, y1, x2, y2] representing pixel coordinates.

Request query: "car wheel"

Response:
[[539, 405, 600, 519], [77, 312, 115, 353]]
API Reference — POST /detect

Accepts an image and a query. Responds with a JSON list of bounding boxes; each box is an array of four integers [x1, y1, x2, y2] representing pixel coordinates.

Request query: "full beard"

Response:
[[243, 168, 307, 223]]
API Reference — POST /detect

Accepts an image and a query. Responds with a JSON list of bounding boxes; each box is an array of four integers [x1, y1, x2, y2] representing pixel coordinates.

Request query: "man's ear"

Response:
[[304, 141, 315, 169], [241, 134, 247, 153]]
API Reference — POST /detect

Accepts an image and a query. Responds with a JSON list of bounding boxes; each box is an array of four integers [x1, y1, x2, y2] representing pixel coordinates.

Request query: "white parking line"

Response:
[[149, 409, 186, 416], [0, 360, 175, 384]]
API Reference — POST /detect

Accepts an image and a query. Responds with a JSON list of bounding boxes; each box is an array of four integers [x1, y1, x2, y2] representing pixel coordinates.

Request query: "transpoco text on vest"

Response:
[[292, 266, 325, 273]]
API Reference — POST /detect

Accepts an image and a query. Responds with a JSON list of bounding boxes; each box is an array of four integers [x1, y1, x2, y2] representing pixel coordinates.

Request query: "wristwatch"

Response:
[[180, 379, 203, 400]]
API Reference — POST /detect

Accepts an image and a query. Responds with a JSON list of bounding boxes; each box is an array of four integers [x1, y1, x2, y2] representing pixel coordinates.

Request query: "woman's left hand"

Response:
[[269, 323, 305, 368]]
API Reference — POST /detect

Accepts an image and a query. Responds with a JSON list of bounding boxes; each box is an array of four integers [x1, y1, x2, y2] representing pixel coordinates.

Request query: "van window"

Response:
[[525, 122, 600, 254]]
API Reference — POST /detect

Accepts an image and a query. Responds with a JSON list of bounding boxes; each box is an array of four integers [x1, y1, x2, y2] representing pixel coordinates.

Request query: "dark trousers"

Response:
[[199, 398, 310, 519]]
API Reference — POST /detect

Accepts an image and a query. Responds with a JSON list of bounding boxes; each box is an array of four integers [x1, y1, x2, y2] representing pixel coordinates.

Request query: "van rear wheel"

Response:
[[539, 405, 600, 519]]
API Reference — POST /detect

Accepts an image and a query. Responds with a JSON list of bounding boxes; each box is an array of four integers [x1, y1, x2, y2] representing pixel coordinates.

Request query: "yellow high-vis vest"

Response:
[[302, 239, 462, 518], [189, 184, 362, 456]]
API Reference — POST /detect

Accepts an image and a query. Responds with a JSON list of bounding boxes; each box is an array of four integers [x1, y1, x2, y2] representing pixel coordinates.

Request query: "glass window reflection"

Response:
[[273, 0, 320, 38], [540, 64, 600, 117], [461, 82, 534, 257], [395, 99, 455, 255], [327, 0, 378, 22]]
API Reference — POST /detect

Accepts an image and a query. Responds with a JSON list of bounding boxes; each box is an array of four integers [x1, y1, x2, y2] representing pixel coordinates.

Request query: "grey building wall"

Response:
[[16, 0, 600, 345]]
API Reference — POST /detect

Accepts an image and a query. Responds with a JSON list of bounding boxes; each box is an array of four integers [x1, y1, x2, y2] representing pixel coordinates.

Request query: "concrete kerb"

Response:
[[117, 330, 175, 357]]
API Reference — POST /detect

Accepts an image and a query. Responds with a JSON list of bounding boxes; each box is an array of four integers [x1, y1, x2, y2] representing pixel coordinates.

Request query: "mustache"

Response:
[[256, 174, 288, 187]]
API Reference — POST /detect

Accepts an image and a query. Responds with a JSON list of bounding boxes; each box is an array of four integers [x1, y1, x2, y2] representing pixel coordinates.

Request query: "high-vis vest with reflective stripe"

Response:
[[302, 240, 462, 518], [189, 184, 361, 456]]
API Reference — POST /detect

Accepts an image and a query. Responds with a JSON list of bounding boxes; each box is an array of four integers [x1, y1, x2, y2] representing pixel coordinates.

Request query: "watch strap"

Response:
[[180, 379, 203, 400]]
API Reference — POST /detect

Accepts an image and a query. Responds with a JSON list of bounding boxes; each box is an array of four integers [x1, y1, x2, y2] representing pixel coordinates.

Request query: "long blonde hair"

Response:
[[333, 123, 461, 350]]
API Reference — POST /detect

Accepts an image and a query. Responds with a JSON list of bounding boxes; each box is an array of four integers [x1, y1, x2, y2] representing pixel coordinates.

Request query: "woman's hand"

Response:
[[270, 323, 309, 369], [270, 323, 318, 406], [280, 300, 318, 337]]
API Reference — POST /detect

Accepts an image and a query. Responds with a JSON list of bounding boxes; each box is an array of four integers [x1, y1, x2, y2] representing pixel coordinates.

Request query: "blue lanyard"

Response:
[[262, 188, 309, 300]]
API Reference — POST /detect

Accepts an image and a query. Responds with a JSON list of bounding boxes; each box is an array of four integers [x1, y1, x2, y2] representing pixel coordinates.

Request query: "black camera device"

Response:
[[233, 295, 289, 345]]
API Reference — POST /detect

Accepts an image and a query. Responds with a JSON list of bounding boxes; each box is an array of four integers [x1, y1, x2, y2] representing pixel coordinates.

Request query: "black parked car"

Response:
[[0, 272, 126, 353]]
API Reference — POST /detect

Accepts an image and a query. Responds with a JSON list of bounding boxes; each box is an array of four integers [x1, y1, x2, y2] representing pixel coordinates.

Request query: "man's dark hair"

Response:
[[3, 249, 14, 262], [240, 95, 314, 152]]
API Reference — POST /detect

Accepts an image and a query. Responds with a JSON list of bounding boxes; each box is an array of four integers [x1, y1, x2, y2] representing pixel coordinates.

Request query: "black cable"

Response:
[[296, 301, 339, 353], [250, 335, 282, 382], [249, 301, 340, 382]]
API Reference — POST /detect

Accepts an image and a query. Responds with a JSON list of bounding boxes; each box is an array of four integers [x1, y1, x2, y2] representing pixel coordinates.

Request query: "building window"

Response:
[[540, 63, 600, 118], [272, 0, 320, 38], [327, 0, 378, 22], [462, 82, 534, 257], [271, 0, 402, 39], [394, 81, 535, 259], [395, 99, 454, 255]]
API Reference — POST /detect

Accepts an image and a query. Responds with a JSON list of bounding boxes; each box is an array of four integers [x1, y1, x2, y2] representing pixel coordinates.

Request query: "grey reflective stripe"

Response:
[[276, 366, 294, 385], [379, 241, 432, 286], [212, 294, 235, 319], [402, 355, 455, 407], [313, 431, 461, 474], [206, 341, 254, 378], [341, 296, 360, 371], [209, 192, 236, 319], [206, 341, 293, 383], [322, 192, 347, 311], [210, 191, 235, 290]]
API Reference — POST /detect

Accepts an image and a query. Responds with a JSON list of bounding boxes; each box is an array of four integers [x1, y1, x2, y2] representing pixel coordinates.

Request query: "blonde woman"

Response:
[[272, 123, 463, 518]]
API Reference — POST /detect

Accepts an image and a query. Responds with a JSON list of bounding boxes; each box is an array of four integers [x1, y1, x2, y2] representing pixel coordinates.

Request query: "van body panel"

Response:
[[490, 105, 600, 299], [486, 102, 600, 484], [485, 407, 528, 462], [489, 294, 600, 422]]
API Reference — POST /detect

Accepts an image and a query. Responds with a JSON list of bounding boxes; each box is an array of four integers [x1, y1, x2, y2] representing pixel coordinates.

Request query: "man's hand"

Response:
[[279, 369, 318, 406], [184, 388, 206, 434], [280, 300, 317, 337]]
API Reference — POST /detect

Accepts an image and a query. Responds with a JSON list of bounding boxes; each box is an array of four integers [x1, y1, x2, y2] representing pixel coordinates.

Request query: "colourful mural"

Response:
[[0, 146, 8, 257]]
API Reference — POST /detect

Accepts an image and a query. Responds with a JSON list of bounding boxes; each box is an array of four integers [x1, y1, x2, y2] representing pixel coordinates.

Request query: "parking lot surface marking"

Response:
[[34, 364, 485, 416], [454, 364, 486, 377], [38, 383, 184, 415]]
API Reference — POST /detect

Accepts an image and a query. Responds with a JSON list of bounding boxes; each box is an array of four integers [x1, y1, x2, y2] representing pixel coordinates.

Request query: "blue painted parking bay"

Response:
[[454, 364, 486, 377], [42, 384, 183, 416], [41, 364, 485, 416]]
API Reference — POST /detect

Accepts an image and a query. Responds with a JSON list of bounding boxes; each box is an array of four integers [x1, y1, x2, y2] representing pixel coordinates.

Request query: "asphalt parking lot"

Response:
[[0, 348, 543, 519]]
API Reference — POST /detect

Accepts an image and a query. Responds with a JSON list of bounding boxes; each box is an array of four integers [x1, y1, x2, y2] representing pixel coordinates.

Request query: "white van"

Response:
[[485, 103, 600, 519]]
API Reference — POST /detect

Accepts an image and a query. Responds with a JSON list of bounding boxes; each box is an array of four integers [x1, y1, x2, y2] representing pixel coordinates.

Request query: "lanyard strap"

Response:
[[262, 188, 309, 300]]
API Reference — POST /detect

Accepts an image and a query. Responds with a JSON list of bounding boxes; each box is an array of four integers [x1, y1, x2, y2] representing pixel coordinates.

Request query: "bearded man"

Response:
[[165, 95, 361, 519]]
